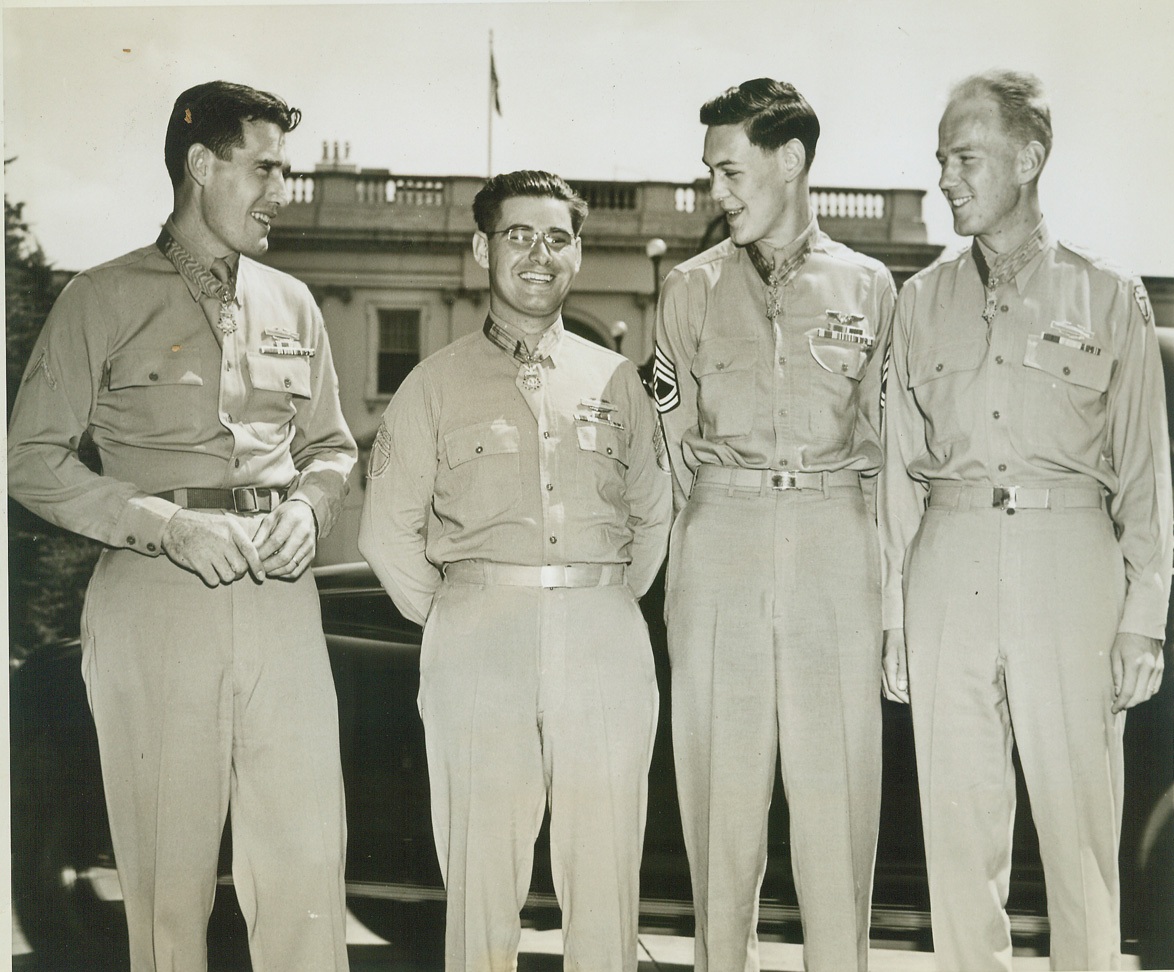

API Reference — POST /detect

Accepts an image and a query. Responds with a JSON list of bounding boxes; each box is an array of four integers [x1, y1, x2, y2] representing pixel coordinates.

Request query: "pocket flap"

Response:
[[246, 352, 311, 397], [693, 338, 758, 377], [809, 337, 868, 380], [1023, 335, 1112, 392], [576, 423, 629, 467], [445, 422, 521, 468], [908, 338, 987, 387], [108, 348, 204, 390]]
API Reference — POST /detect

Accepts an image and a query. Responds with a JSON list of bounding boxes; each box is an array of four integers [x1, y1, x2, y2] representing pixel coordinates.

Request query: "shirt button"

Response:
[[126, 535, 136, 545], [234, 458, 241, 468], [549, 536, 557, 545], [778, 356, 786, 367], [993, 411, 1000, 419], [1000, 304, 1009, 313], [935, 363, 944, 372], [146, 542, 157, 552], [475, 446, 483, 454], [998, 463, 1007, 472], [148, 372, 159, 382], [226, 362, 232, 372], [283, 377, 292, 388], [543, 431, 550, 439], [995, 355, 1004, 364], [715, 362, 726, 371], [780, 459, 789, 467], [606, 447, 613, 455], [1063, 366, 1071, 375], [546, 483, 553, 491]]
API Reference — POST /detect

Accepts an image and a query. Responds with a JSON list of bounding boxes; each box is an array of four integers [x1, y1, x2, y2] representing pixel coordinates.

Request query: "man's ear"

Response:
[[779, 138, 807, 183], [186, 143, 211, 188], [1017, 140, 1047, 186], [472, 231, 490, 270]]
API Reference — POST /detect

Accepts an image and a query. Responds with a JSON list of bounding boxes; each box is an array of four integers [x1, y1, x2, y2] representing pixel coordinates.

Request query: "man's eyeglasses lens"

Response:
[[496, 226, 576, 251]]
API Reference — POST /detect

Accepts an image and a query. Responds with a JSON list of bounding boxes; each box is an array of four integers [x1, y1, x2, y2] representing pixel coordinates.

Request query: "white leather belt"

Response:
[[444, 562, 627, 588]]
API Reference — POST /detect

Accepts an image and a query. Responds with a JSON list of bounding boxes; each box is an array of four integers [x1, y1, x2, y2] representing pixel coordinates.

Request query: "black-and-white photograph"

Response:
[[6, 2, 1173, 970]]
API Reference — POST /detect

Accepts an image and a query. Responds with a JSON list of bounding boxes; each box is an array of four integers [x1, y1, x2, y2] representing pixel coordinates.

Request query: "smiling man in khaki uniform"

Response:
[[359, 170, 670, 972], [655, 79, 894, 972], [7, 82, 356, 972], [880, 70, 1171, 971]]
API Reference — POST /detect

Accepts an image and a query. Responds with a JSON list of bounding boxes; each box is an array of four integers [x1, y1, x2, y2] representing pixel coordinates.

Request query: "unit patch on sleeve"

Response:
[[368, 420, 393, 479], [1134, 282, 1153, 324], [652, 344, 680, 414]]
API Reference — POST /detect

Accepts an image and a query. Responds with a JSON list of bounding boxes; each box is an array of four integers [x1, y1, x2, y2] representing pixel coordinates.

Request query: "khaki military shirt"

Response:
[[654, 218, 896, 513], [7, 218, 356, 556], [879, 227, 1172, 638], [359, 317, 672, 626]]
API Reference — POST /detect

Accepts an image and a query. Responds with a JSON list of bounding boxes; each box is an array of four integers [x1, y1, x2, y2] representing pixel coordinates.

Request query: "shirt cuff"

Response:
[[114, 493, 182, 557], [1118, 589, 1170, 642]]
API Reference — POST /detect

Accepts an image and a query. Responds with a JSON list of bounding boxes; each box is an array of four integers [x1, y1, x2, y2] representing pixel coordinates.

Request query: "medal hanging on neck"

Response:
[[519, 356, 543, 391], [217, 290, 239, 336]]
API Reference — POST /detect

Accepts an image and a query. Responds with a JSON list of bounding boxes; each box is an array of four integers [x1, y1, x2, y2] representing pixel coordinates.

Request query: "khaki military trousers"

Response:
[[80, 547, 349, 972], [904, 497, 1126, 972], [418, 578, 659, 972], [666, 479, 883, 972]]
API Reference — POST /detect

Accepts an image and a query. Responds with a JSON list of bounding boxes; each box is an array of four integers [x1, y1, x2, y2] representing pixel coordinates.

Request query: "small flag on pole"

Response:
[[490, 46, 502, 116]]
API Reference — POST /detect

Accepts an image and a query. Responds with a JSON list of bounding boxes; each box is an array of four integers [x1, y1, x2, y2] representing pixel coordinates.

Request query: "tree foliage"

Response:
[[6, 188, 102, 654]]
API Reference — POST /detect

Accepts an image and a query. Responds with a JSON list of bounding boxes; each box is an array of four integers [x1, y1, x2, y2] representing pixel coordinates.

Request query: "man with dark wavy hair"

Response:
[[655, 78, 894, 971], [8, 80, 356, 971], [881, 69, 1170, 971], [361, 169, 670, 971]]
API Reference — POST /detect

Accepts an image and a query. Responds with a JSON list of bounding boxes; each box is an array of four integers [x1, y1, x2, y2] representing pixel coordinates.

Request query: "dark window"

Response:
[[376, 308, 421, 395]]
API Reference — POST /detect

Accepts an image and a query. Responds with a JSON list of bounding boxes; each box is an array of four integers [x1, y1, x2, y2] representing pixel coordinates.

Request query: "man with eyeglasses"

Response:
[[654, 79, 895, 972], [359, 169, 671, 971]]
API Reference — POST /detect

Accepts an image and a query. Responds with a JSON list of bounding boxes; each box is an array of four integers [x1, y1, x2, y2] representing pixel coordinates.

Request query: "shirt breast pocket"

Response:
[[1021, 334, 1113, 453], [693, 338, 758, 440], [908, 338, 987, 447], [806, 335, 870, 443], [441, 421, 522, 522], [245, 353, 311, 427], [575, 422, 630, 517], [105, 348, 208, 444]]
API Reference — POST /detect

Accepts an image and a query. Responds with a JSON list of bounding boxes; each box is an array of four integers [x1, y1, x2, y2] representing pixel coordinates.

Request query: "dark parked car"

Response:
[[12, 333, 1174, 969]]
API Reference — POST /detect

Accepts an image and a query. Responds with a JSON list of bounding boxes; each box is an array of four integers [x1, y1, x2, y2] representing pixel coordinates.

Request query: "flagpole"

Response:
[[487, 30, 494, 177]]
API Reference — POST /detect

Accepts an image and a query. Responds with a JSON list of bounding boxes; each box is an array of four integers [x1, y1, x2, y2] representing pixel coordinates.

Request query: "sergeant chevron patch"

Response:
[[653, 344, 680, 414]]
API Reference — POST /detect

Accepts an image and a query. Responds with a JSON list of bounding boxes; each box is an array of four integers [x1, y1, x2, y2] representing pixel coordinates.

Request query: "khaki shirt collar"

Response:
[[158, 217, 241, 303], [973, 219, 1051, 295], [482, 313, 565, 364]]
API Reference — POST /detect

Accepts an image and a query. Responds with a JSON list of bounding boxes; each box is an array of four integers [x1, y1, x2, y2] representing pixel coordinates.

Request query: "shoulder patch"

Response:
[[652, 344, 680, 413], [1134, 282, 1153, 324], [368, 420, 393, 479]]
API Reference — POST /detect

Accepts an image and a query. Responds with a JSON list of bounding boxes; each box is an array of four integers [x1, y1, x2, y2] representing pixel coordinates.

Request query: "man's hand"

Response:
[[1111, 632, 1165, 713], [162, 509, 266, 587], [252, 499, 317, 579], [882, 627, 910, 704]]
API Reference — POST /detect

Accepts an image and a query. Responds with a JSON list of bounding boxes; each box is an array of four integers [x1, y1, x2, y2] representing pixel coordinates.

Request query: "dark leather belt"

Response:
[[156, 486, 288, 514]]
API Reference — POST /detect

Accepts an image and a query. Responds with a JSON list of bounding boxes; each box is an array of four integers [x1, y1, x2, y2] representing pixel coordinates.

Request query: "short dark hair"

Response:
[[472, 170, 589, 236], [164, 81, 301, 190], [951, 70, 1053, 162], [700, 78, 820, 169]]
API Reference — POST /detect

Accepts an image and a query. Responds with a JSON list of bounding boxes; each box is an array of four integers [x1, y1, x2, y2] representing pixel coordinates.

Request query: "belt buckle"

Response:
[[769, 471, 797, 491], [992, 486, 1018, 510], [539, 565, 564, 588], [232, 486, 260, 513]]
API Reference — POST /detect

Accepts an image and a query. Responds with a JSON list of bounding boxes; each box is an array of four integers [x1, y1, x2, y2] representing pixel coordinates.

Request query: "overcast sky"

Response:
[[4, 0, 1173, 275]]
